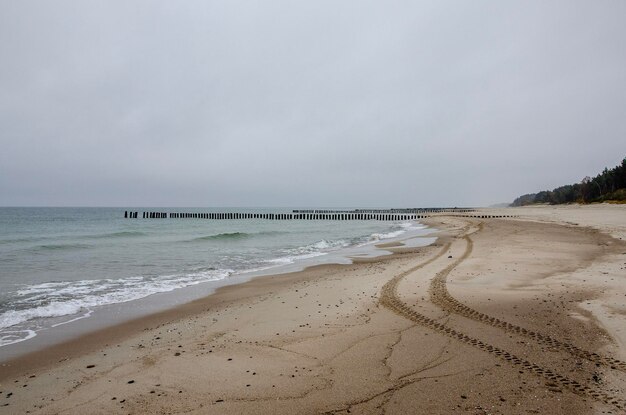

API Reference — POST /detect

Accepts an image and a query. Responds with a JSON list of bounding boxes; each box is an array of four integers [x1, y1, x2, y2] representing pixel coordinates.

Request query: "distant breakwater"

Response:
[[123, 208, 516, 220]]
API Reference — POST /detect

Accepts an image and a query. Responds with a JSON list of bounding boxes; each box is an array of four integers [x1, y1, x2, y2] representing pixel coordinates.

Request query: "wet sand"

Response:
[[1, 204, 625, 414]]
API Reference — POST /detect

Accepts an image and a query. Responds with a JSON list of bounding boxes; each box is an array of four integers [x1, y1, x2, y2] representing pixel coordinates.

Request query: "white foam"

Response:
[[0, 329, 37, 347], [0, 269, 232, 332], [400, 222, 424, 231], [369, 230, 405, 241], [50, 309, 94, 328], [356, 221, 426, 246], [293, 239, 349, 253], [266, 251, 327, 265], [260, 238, 353, 267]]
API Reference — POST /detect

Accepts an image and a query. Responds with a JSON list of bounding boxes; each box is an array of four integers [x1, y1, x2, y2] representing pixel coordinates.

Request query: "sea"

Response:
[[0, 207, 435, 359]]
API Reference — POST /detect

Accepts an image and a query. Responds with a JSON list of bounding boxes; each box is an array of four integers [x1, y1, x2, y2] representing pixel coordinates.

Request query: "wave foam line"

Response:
[[0, 269, 232, 334]]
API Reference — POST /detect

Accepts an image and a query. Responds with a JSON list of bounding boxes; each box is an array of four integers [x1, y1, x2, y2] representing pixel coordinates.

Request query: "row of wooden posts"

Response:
[[126, 211, 424, 221], [292, 208, 475, 214], [124, 210, 517, 221], [124, 211, 518, 221]]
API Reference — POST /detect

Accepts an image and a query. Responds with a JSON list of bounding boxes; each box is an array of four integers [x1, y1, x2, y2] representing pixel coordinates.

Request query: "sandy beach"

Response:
[[1, 204, 625, 414]]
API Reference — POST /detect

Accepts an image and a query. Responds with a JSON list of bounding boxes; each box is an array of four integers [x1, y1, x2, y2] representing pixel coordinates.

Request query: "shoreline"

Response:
[[0, 214, 433, 358], [1, 205, 625, 414], [0, 241, 436, 382]]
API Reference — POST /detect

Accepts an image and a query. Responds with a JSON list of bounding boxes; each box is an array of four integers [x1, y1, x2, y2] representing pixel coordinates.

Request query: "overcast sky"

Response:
[[1, 1, 624, 207]]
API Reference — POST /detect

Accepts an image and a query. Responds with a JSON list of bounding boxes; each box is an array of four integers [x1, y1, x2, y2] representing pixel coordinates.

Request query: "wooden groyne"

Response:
[[292, 208, 474, 214], [123, 209, 518, 221]]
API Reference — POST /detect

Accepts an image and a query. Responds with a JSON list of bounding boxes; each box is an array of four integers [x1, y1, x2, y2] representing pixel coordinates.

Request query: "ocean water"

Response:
[[0, 207, 431, 351]]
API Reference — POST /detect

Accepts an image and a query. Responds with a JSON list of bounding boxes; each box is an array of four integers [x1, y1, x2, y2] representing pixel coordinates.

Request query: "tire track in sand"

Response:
[[379, 230, 626, 411], [429, 231, 626, 373]]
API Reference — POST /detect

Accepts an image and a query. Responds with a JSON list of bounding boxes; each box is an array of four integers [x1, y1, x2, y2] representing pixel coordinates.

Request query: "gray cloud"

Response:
[[1, 0, 625, 207]]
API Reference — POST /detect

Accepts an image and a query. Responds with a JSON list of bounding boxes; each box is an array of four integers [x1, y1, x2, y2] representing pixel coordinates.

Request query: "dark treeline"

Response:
[[511, 157, 626, 206]]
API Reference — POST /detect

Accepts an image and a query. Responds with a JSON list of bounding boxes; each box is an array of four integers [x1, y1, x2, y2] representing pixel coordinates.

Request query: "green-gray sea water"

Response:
[[0, 207, 430, 349]]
